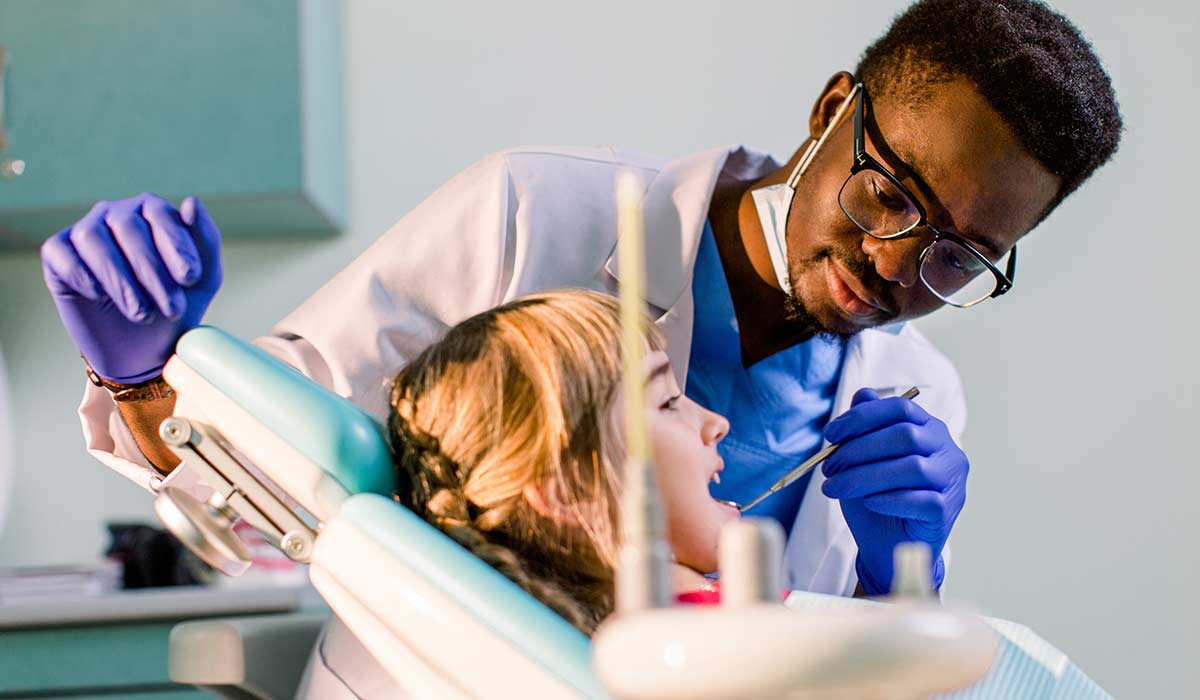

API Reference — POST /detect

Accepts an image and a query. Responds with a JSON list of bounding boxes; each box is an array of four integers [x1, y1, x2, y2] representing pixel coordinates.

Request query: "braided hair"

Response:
[[387, 290, 664, 635]]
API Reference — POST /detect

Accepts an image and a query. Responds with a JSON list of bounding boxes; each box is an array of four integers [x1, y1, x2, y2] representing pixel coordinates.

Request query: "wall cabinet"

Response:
[[0, 0, 344, 249]]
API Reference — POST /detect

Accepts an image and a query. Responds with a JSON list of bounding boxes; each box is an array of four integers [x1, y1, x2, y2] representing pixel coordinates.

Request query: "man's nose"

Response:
[[861, 233, 927, 288]]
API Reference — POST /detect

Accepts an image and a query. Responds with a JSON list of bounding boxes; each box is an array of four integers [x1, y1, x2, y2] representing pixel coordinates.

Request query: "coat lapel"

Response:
[[603, 146, 780, 380]]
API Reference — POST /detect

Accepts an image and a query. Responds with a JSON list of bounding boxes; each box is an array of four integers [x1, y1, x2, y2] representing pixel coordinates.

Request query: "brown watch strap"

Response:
[[110, 380, 175, 403], [84, 362, 176, 403]]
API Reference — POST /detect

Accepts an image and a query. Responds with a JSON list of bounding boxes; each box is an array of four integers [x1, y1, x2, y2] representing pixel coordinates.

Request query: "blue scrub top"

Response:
[[685, 223, 845, 535]]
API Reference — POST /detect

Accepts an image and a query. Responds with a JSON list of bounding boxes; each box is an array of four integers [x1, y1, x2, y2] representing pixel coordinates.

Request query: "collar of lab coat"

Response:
[[602, 144, 907, 380], [601, 145, 910, 341], [603, 145, 781, 312]]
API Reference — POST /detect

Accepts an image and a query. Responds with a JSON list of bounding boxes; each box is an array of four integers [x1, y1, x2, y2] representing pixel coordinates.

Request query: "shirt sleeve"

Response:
[[268, 151, 518, 420], [75, 146, 632, 497], [79, 380, 160, 493], [76, 334, 336, 495], [76, 151, 521, 493]]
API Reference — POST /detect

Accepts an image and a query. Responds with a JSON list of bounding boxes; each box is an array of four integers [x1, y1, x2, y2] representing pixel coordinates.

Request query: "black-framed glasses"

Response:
[[836, 83, 1016, 308]]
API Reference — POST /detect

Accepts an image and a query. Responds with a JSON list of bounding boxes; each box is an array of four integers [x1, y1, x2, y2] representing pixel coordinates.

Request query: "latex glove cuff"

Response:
[[85, 360, 175, 403], [855, 551, 946, 597]]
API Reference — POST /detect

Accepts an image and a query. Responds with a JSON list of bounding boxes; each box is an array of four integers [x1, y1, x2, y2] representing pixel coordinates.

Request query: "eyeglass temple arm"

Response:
[[787, 82, 862, 188], [853, 84, 865, 162], [990, 244, 1018, 298]]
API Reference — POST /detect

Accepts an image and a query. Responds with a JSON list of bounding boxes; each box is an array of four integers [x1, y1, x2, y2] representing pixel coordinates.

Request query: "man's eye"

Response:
[[871, 179, 909, 213], [938, 245, 980, 275], [942, 248, 967, 271]]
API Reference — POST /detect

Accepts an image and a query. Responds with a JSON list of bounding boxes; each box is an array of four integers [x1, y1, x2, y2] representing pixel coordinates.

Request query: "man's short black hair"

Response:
[[856, 0, 1122, 211]]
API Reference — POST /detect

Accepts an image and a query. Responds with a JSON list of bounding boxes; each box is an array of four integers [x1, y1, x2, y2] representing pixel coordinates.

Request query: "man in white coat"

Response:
[[41, 0, 1121, 694]]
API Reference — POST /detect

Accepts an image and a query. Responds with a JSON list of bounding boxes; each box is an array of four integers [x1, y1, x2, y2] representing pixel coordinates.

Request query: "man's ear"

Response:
[[522, 482, 583, 526], [809, 71, 857, 139]]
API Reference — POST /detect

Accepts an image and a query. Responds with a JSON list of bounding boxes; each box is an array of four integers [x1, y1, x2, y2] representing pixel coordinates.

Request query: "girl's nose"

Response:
[[701, 406, 730, 446]]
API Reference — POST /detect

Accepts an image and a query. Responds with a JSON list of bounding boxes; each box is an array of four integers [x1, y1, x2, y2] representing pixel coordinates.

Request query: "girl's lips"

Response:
[[708, 460, 738, 515], [825, 258, 880, 318], [708, 458, 725, 485], [714, 498, 742, 517]]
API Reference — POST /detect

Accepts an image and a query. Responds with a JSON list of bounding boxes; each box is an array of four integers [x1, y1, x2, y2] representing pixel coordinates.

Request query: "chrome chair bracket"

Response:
[[155, 416, 318, 575]]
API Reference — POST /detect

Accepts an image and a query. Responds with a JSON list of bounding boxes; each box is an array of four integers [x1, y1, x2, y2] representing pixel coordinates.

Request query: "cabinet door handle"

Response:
[[0, 47, 7, 150]]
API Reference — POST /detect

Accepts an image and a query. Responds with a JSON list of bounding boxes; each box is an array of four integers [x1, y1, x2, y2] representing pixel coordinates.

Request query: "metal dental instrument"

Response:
[[738, 387, 920, 513]]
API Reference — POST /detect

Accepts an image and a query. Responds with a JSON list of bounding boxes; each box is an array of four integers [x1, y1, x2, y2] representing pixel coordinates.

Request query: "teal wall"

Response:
[[0, 0, 343, 245]]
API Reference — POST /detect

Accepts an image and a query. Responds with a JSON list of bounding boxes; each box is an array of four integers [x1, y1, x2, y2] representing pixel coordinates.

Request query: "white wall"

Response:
[[0, 0, 1193, 696]]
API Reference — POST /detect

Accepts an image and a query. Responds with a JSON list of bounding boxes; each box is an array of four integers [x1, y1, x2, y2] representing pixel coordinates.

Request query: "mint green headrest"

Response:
[[339, 493, 609, 698], [174, 326, 395, 497]]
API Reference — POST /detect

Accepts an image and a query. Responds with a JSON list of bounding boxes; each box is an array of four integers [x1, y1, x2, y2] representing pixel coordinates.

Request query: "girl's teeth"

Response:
[[711, 472, 721, 484]]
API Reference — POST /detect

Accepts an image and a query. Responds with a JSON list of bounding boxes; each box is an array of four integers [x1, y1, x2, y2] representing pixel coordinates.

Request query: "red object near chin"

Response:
[[676, 582, 790, 605], [676, 584, 721, 605]]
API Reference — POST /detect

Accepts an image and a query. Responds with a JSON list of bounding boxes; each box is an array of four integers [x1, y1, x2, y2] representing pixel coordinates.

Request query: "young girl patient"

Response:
[[386, 289, 738, 634]]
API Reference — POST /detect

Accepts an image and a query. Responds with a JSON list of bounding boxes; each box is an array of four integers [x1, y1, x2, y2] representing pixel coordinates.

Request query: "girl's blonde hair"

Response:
[[388, 289, 664, 634]]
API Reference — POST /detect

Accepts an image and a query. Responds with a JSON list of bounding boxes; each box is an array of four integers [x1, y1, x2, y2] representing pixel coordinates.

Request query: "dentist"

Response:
[[42, 0, 1120, 600]]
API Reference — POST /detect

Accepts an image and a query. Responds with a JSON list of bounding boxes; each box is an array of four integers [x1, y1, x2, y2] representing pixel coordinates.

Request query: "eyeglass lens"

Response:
[[920, 239, 999, 306], [838, 169, 921, 236], [838, 169, 1001, 306]]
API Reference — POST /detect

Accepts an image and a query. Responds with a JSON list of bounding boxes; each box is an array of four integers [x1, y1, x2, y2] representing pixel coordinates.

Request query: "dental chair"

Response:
[[152, 326, 999, 700]]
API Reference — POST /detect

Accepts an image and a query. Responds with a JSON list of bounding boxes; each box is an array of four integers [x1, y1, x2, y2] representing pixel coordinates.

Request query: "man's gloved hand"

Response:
[[40, 193, 223, 384], [820, 388, 968, 596]]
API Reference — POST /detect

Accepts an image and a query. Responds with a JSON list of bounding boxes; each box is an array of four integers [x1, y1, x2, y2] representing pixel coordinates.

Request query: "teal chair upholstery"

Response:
[[169, 326, 604, 698], [174, 326, 395, 498]]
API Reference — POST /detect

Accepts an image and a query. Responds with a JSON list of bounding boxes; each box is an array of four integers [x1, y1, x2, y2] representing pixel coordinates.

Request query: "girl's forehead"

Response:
[[642, 350, 670, 367], [641, 351, 673, 380]]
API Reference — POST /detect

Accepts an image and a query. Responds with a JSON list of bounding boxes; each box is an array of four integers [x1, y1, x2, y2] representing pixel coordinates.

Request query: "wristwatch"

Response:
[[84, 361, 176, 403]]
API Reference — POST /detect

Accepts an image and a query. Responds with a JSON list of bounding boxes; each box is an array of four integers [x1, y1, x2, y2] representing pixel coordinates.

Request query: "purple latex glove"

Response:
[[821, 388, 969, 595], [41, 193, 223, 384]]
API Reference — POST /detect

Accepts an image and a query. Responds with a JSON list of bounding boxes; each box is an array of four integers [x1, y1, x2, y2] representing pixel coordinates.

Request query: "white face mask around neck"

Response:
[[749, 84, 862, 294]]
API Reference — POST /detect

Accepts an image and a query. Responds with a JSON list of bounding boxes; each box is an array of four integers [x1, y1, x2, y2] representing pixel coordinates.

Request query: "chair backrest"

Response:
[[312, 494, 607, 699], [172, 326, 396, 503], [171, 327, 606, 698]]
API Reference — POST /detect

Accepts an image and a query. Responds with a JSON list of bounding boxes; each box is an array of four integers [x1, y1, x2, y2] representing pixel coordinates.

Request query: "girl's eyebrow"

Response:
[[644, 358, 672, 386]]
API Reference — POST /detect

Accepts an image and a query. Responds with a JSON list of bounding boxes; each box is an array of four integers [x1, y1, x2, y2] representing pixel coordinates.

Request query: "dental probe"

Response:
[[738, 386, 920, 513]]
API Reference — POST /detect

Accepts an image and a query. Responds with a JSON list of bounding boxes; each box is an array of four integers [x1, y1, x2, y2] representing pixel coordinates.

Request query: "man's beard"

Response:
[[782, 289, 850, 342], [782, 246, 895, 341]]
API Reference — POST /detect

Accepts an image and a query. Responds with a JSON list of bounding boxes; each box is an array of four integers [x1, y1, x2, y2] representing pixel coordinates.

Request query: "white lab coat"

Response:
[[77, 144, 965, 695]]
